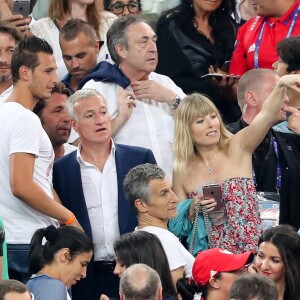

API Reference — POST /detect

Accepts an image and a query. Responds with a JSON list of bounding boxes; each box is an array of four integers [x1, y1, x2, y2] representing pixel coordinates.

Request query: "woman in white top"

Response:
[[30, 0, 116, 80]]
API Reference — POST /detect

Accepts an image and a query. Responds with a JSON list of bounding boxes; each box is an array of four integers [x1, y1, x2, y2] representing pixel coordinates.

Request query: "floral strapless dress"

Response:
[[190, 177, 262, 254]]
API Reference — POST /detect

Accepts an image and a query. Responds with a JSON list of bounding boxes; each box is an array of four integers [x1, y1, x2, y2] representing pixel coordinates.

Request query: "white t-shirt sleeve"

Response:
[[158, 233, 187, 271], [9, 111, 42, 157]]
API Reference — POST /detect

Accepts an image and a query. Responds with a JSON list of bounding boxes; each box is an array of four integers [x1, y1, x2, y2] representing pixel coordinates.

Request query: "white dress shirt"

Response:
[[76, 140, 119, 261]]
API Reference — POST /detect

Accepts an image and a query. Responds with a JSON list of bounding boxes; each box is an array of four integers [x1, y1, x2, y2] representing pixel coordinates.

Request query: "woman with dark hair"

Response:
[[177, 248, 253, 300], [113, 231, 177, 299], [249, 225, 300, 300], [156, 0, 239, 124], [104, 0, 141, 16], [30, 0, 117, 80], [27, 225, 93, 300]]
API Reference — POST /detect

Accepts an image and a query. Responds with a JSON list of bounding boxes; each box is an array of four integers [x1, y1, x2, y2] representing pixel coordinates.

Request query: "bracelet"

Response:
[[64, 212, 75, 225]]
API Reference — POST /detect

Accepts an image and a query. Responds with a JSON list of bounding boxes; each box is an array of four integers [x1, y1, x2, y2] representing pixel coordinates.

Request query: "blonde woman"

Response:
[[170, 75, 299, 254]]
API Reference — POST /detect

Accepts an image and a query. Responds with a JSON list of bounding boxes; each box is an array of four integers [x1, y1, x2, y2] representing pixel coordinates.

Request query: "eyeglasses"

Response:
[[109, 1, 140, 15]]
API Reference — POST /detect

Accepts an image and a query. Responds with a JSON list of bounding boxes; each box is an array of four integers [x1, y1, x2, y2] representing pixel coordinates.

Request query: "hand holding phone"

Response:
[[202, 184, 224, 213], [201, 73, 239, 81]]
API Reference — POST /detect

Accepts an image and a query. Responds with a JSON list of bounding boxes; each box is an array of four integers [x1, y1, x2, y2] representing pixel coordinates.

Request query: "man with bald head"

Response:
[[119, 264, 162, 300], [228, 69, 300, 229]]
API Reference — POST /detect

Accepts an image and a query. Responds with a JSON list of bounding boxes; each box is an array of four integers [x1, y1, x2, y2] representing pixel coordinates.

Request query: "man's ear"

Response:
[[115, 44, 127, 60], [245, 90, 257, 107], [19, 66, 30, 81], [134, 199, 148, 213], [209, 276, 220, 289], [71, 119, 79, 133], [157, 287, 163, 300], [95, 40, 100, 54]]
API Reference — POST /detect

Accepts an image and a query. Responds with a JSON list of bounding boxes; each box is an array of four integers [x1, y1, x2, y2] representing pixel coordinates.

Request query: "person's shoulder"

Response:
[[149, 71, 174, 83], [99, 10, 117, 25], [4, 103, 40, 123], [157, 7, 180, 27], [28, 274, 65, 288], [28, 275, 66, 298], [30, 17, 54, 29], [116, 143, 152, 154], [54, 150, 77, 167], [239, 16, 264, 32]]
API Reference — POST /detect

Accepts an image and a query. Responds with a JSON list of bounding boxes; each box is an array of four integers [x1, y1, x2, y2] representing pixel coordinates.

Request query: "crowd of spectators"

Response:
[[1, 1, 300, 300]]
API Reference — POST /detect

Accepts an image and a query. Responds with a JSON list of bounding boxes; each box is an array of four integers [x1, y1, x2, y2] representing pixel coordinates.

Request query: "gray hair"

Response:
[[237, 68, 277, 112], [66, 88, 105, 120], [107, 15, 148, 64], [120, 264, 162, 300], [229, 273, 278, 300], [123, 164, 165, 212]]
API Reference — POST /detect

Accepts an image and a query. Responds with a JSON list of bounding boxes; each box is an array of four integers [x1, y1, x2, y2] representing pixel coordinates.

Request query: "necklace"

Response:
[[201, 152, 219, 174]]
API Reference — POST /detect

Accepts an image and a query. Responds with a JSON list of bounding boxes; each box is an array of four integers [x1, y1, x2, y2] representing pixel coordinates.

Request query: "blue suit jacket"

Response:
[[53, 143, 156, 300]]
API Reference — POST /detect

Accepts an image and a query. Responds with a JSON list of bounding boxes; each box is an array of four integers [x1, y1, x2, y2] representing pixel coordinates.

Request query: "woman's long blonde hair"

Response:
[[174, 93, 232, 175], [49, 0, 101, 36]]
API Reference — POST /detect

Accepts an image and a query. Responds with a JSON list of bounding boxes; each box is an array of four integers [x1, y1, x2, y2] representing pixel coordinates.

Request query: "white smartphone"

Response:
[[201, 73, 238, 81], [12, 0, 31, 18]]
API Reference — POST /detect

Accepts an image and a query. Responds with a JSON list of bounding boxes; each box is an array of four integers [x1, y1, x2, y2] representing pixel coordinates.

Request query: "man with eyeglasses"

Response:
[[104, 0, 141, 16]]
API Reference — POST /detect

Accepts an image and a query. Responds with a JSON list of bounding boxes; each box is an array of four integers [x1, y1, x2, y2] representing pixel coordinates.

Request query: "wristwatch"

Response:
[[170, 95, 181, 109]]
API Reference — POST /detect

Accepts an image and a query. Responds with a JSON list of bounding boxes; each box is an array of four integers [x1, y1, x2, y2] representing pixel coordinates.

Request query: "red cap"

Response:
[[192, 248, 254, 286]]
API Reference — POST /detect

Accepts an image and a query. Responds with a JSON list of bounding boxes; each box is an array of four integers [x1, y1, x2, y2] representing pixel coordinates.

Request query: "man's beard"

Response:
[[0, 74, 12, 83]]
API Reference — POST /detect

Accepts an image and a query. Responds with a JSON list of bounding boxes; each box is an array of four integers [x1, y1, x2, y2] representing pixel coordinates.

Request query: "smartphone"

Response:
[[221, 61, 231, 72], [201, 73, 238, 81], [12, 0, 30, 18], [202, 184, 224, 213]]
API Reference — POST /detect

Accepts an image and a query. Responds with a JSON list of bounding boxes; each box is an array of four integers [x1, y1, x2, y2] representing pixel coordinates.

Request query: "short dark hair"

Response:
[[59, 18, 98, 44], [29, 225, 93, 274], [229, 273, 278, 300], [33, 82, 71, 118], [277, 36, 300, 72], [107, 14, 147, 64], [0, 21, 22, 44], [123, 163, 164, 211], [11, 36, 53, 84], [0, 280, 29, 300]]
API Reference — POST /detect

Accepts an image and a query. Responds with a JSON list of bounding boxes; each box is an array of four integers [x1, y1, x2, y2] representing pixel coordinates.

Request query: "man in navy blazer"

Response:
[[53, 88, 156, 300]]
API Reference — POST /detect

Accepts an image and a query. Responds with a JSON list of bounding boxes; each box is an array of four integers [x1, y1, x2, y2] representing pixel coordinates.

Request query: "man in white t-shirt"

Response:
[[124, 163, 195, 288], [33, 82, 76, 160], [82, 15, 186, 180], [0, 36, 81, 283], [0, 21, 22, 103]]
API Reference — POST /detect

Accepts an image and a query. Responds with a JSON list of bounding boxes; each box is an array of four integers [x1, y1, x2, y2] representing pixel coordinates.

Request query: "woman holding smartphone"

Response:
[[170, 74, 300, 255]]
